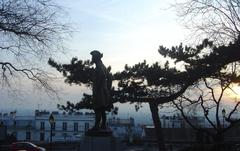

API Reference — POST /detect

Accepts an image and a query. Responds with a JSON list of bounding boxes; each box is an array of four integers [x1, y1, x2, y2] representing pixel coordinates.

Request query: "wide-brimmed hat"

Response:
[[90, 50, 103, 59]]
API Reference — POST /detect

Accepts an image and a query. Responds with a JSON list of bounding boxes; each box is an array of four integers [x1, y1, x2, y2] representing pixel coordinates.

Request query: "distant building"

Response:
[[1, 110, 141, 143], [161, 114, 205, 128], [0, 110, 95, 142], [1, 114, 35, 141], [142, 114, 207, 143], [142, 126, 197, 142], [0, 122, 7, 141], [142, 114, 240, 143], [108, 117, 135, 138], [35, 110, 95, 142]]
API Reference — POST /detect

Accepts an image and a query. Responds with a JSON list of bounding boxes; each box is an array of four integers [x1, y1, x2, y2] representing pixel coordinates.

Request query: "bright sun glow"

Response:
[[230, 84, 240, 97]]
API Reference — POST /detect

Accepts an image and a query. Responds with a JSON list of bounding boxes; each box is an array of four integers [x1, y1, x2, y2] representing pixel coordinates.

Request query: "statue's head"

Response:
[[90, 50, 103, 64]]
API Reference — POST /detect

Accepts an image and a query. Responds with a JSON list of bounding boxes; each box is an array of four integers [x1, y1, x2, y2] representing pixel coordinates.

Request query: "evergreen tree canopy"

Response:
[[49, 37, 240, 112]]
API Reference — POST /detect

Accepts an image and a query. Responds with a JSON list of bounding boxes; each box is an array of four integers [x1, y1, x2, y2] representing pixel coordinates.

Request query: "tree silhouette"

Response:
[[49, 37, 240, 151]]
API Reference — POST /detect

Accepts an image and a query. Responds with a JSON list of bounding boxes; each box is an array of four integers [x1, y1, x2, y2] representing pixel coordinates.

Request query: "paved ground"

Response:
[[0, 142, 80, 151]]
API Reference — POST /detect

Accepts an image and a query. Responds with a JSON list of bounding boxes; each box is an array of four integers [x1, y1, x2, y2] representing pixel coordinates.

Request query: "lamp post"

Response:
[[49, 113, 55, 151], [222, 109, 226, 128]]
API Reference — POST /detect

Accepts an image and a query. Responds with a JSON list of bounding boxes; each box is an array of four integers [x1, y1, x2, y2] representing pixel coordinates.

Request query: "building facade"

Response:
[[108, 117, 135, 138], [161, 114, 205, 128], [1, 110, 95, 142], [35, 110, 95, 142]]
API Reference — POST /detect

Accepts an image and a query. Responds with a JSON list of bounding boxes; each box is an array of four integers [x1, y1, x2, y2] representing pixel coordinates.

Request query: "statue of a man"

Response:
[[90, 50, 112, 131]]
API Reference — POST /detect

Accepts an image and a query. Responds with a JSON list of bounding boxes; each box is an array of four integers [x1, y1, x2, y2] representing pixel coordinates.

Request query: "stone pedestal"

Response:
[[85, 128, 113, 137], [80, 136, 117, 151]]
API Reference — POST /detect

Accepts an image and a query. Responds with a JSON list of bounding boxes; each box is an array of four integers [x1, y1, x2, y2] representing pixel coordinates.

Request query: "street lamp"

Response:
[[222, 109, 226, 128], [49, 113, 55, 151]]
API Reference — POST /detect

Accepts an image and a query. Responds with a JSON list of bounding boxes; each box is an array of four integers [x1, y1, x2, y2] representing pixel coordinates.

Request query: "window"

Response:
[[74, 122, 78, 131], [26, 131, 31, 140], [12, 131, 17, 137], [40, 122, 45, 130], [62, 133, 67, 139], [62, 122, 67, 131], [40, 133, 45, 141], [13, 121, 17, 127], [85, 123, 89, 131]]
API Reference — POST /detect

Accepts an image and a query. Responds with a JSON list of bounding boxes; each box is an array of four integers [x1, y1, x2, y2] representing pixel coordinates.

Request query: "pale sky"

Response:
[[57, 0, 187, 72], [1, 0, 189, 119]]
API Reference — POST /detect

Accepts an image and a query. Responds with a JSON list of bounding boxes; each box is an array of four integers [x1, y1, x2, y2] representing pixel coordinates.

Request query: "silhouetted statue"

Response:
[[89, 50, 113, 133]]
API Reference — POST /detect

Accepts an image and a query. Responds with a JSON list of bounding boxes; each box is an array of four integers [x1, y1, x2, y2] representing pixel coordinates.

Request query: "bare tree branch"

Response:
[[174, 0, 240, 43], [0, 0, 70, 95]]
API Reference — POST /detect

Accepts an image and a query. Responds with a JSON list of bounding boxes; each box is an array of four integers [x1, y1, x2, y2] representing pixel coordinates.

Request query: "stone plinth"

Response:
[[85, 128, 113, 137], [80, 136, 116, 151]]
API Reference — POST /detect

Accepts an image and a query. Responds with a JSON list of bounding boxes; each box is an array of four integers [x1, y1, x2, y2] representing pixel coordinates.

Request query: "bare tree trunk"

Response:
[[149, 102, 166, 151]]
